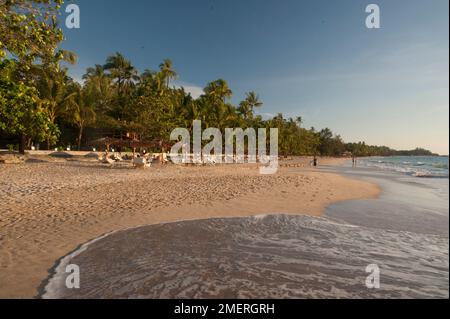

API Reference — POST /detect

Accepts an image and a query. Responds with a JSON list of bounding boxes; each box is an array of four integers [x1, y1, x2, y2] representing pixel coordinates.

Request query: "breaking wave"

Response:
[[362, 156, 449, 178]]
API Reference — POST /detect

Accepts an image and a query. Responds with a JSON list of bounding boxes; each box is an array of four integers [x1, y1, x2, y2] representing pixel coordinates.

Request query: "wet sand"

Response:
[[0, 156, 379, 298]]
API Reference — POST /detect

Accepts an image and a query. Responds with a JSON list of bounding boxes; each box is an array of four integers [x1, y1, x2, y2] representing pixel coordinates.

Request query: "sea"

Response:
[[40, 156, 449, 299], [359, 156, 449, 178]]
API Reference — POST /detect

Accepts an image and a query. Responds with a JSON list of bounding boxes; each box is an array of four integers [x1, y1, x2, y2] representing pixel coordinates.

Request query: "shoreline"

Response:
[[0, 157, 380, 298]]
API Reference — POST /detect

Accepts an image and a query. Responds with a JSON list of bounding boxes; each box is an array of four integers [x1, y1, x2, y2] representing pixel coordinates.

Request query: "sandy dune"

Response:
[[0, 157, 379, 298]]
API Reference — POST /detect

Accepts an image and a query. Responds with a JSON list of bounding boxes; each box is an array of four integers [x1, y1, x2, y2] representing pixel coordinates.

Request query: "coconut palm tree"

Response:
[[82, 64, 105, 80], [158, 59, 178, 88], [140, 69, 156, 84], [65, 84, 96, 150], [204, 79, 233, 103], [245, 91, 263, 109], [32, 66, 74, 149], [82, 66, 114, 116], [103, 52, 139, 96], [33, 67, 69, 123], [238, 91, 263, 119]]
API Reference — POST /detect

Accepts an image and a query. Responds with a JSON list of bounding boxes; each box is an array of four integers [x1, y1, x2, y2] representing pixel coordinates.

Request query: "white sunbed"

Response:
[[133, 157, 151, 168]]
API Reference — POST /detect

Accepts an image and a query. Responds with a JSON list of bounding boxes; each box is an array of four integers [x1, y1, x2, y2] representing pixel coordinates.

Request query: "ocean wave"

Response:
[[413, 162, 425, 166], [362, 157, 449, 179]]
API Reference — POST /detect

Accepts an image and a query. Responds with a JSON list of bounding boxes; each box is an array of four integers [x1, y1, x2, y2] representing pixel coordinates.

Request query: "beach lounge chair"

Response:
[[98, 153, 119, 167], [132, 157, 151, 168]]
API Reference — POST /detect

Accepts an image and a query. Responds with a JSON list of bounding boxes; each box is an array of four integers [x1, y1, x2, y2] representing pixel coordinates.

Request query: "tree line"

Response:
[[0, 1, 437, 157]]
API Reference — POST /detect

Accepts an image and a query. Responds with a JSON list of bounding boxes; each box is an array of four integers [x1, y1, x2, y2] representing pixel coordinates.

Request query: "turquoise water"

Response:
[[360, 156, 449, 178]]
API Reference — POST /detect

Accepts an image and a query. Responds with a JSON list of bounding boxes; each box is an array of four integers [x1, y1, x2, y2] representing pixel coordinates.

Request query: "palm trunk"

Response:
[[78, 125, 84, 151]]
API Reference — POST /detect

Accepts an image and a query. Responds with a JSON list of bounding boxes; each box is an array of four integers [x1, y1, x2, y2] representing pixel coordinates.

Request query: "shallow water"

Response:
[[322, 165, 449, 237], [42, 214, 448, 299]]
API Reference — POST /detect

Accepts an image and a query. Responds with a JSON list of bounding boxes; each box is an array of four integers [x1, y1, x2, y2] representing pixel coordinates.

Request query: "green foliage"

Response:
[[0, 1, 74, 152], [345, 143, 437, 157], [6, 144, 18, 152], [0, 59, 60, 143], [0, 0, 68, 68]]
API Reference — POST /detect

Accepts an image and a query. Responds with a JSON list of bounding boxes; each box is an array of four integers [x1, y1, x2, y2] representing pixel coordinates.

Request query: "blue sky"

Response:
[[61, 0, 449, 154]]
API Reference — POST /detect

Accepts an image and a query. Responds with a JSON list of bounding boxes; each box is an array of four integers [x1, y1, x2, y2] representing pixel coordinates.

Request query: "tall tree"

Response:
[[0, 0, 72, 153], [204, 79, 233, 103], [31, 65, 77, 149], [82, 65, 114, 117], [65, 84, 96, 150], [0, 60, 60, 151], [103, 52, 138, 97], [238, 91, 263, 120], [83, 64, 106, 80], [158, 59, 178, 88], [34, 67, 71, 124]]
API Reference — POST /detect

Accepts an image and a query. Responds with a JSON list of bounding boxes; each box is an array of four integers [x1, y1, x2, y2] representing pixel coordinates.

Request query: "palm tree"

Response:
[[158, 59, 178, 88], [34, 67, 69, 123], [140, 69, 156, 83], [65, 85, 96, 150], [82, 64, 105, 80], [204, 79, 233, 103], [245, 91, 263, 109], [103, 52, 138, 96], [238, 91, 263, 119], [82, 66, 114, 116], [33, 67, 73, 149]]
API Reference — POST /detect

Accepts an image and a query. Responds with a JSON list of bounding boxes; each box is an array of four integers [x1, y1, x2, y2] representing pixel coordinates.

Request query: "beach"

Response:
[[0, 155, 379, 298], [37, 156, 449, 299]]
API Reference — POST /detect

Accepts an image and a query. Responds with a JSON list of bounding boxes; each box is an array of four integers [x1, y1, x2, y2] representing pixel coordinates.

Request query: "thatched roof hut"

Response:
[[88, 137, 173, 156], [88, 137, 123, 150]]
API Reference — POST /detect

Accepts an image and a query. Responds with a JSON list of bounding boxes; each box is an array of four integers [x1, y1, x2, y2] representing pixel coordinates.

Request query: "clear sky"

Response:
[[60, 0, 449, 155]]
